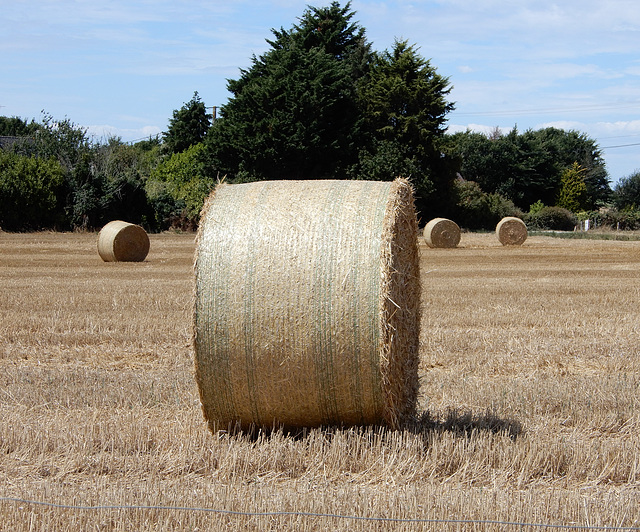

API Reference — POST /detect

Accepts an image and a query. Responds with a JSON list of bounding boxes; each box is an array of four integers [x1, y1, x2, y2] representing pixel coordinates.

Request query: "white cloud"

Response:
[[86, 124, 162, 143], [4, 0, 640, 181], [446, 123, 510, 136]]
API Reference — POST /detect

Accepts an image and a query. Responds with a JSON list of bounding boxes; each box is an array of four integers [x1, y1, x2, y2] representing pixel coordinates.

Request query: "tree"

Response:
[[204, 1, 370, 180], [523, 128, 609, 209], [148, 143, 215, 225], [556, 162, 587, 212], [354, 39, 457, 216], [453, 179, 521, 230], [32, 112, 90, 172], [89, 137, 157, 229], [8, 112, 95, 230], [613, 170, 640, 210], [163, 92, 211, 155], [0, 150, 65, 230], [449, 127, 611, 210], [447, 129, 516, 198], [0, 116, 39, 137]]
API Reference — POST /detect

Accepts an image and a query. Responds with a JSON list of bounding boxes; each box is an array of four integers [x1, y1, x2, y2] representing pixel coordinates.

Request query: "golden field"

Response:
[[0, 230, 639, 531]]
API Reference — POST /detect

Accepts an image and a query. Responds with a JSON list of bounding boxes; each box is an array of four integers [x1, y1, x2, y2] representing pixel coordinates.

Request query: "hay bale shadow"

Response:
[[214, 407, 523, 443], [408, 408, 524, 441]]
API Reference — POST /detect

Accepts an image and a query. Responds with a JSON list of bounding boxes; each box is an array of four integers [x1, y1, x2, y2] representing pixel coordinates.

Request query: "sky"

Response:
[[2, 0, 640, 185]]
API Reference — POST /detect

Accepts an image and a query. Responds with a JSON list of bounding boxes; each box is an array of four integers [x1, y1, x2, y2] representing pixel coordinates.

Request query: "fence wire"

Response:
[[1, 497, 639, 530]]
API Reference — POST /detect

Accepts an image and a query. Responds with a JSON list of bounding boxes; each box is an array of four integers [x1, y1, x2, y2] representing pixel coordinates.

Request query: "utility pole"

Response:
[[206, 106, 217, 125]]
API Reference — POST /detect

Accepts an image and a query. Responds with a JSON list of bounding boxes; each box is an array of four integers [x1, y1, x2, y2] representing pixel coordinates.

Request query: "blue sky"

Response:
[[2, 0, 639, 185]]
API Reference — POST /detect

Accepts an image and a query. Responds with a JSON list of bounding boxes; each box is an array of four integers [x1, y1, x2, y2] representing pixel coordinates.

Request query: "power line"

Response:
[[601, 142, 640, 149], [598, 133, 640, 140], [1, 497, 639, 530], [454, 102, 640, 117]]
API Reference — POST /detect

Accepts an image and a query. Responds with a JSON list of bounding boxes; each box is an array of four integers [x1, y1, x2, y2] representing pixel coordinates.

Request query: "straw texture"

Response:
[[97, 220, 150, 262], [423, 218, 461, 248], [496, 216, 528, 246], [193, 179, 421, 431]]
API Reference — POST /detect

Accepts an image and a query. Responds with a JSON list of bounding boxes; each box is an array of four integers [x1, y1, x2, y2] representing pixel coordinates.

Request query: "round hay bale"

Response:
[[194, 178, 421, 431], [496, 216, 528, 246], [423, 218, 461, 248], [97, 220, 150, 262]]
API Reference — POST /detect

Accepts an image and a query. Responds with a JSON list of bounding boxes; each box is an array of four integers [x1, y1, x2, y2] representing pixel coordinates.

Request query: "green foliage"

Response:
[[613, 170, 640, 210], [282, 0, 369, 73], [580, 208, 640, 231], [11, 112, 95, 230], [206, 2, 368, 181], [93, 138, 157, 228], [556, 162, 588, 212], [30, 112, 91, 172], [449, 127, 611, 210], [453, 179, 521, 230], [528, 200, 545, 215], [357, 40, 454, 144], [148, 143, 214, 225], [525, 206, 577, 231], [0, 151, 65, 230], [0, 114, 165, 231], [65, 151, 105, 230], [59, 137, 160, 230], [354, 39, 457, 217], [0, 116, 39, 136], [163, 92, 211, 155], [351, 139, 421, 182]]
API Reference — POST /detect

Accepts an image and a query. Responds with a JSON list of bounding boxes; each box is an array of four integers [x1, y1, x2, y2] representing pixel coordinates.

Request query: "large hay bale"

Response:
[[194, 178, 421, 431], [423, 218, 461, 248], [97, 220, 150, 262], [496, 216, 528, 245]]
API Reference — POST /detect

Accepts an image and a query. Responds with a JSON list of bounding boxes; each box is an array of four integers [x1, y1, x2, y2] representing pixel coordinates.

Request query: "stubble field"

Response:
[[0, 230, 639, 530]]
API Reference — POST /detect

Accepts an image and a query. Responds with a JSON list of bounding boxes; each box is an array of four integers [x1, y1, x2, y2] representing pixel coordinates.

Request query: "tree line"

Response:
[[1, 1, 639, 233]]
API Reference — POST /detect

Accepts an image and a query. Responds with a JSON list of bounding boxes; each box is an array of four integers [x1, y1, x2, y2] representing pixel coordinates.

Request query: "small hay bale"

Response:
[[193, 178, 421, 431], [423, 218, 461, 248], [496, 216, 528, 246], [97, 220, 150, 262]]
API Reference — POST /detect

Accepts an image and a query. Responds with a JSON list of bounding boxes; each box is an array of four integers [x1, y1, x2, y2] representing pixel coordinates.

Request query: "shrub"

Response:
[[148, 143, 215, 225], [454, 179, 522, 230], [587, 208, 640, 231], [0, 151, 65, 230], [613, 170, 640, 210], [528, 200, 545, 215], [525, 206, 577, 231]]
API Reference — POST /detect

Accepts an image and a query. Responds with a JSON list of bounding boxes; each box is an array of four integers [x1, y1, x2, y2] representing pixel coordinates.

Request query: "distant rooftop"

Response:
[[0, 136, 35, 149]]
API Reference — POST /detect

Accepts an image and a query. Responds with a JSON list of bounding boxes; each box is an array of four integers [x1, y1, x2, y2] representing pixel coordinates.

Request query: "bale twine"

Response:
[[496, 216, 528, 246], [423, 218, 461, 248], [193, 178, 421, 432], [97, 220, 150, 262]]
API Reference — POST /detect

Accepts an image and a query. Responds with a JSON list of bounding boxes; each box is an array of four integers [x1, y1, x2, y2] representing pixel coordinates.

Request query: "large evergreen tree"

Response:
[[163, 91, 211, 155], [205, 1, 370, 180], [354, 39, 457, 217], [203, 2, 458, 222]]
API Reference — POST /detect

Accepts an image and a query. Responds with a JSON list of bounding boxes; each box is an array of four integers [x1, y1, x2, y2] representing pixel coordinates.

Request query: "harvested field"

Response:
[[1, 231, 639, 531]]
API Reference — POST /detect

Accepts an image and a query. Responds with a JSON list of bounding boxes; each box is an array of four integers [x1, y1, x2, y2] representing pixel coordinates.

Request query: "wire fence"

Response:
[[1, 497, 639, 530]]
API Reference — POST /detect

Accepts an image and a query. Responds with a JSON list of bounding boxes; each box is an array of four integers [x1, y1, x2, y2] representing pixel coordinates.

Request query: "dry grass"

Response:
[[1, 231, 639, 531]]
